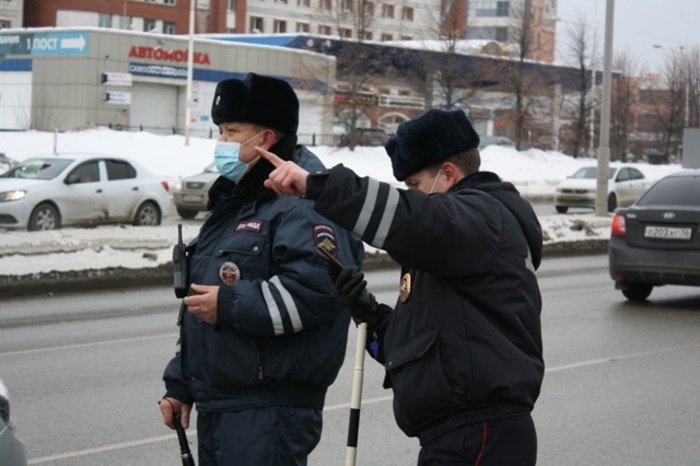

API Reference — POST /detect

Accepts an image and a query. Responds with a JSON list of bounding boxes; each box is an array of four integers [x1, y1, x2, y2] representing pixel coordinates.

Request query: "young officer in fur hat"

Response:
[[159, 72, 364, 466], [258, 107, 544, 465]]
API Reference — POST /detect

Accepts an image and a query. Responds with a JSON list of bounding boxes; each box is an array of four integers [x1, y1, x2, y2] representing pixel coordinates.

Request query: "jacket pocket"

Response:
[[383, 326, 460, 436]]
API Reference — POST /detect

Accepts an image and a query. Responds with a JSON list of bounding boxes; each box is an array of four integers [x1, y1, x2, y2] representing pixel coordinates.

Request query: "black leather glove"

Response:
[[333, 266, 382, 327]]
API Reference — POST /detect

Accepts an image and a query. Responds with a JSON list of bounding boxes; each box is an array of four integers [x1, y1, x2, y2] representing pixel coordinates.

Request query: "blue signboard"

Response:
[[0, 32, 89, 56]]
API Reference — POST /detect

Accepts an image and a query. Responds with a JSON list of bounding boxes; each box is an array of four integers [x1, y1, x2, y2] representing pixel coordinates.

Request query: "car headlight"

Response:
[[0, 378, 13, 427], [0, 190, 26, 202], [173, 181, 183, 192]]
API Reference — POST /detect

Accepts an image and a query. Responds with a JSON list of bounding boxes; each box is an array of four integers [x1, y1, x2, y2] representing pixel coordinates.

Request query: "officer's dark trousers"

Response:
[[196, 406, 322, 466], [417, 414, 537, 465]]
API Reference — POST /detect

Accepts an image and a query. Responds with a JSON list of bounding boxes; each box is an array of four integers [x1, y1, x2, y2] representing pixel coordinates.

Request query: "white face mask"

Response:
[[428, 168, 443, 194]]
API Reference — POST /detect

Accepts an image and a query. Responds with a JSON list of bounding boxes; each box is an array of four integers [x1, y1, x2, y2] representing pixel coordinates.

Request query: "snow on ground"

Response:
[[0, 128, 686, 275]]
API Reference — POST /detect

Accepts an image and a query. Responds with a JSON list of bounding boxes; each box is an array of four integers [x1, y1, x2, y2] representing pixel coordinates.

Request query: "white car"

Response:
[[554, 164, 652, 213], [0, 154, 171, 231]]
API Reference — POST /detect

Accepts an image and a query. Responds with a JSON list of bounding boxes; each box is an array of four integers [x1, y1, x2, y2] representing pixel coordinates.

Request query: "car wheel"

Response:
[[555, 205, 568, 214], [176, 207, 198, 220], [621, 283, 653, 302], [28, 203, 61, 231], [607, 193, 617, 212], [133, 201, 161, 226]]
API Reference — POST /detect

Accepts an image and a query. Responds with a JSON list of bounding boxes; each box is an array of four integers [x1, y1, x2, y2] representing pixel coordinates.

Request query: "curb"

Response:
[[0, 240, 609, 298]]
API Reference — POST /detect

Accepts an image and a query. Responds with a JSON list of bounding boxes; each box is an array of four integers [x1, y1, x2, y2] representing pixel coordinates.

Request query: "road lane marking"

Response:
[[24, 342, 700, 463], [0, 333, 177, 357]]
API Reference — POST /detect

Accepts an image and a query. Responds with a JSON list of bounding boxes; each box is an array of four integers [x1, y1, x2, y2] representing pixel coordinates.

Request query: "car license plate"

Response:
[[644, 225, 692, 240], [183, 195, 203, 203]]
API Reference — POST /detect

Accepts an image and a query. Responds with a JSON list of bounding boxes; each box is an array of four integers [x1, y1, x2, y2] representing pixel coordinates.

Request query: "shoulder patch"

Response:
[[314, 224, 338, 257], [235, 220, 264, 233]]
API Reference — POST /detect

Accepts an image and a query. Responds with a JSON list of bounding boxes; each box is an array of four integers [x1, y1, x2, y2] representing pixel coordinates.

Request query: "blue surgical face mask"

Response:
[[214, 132, 263, 182]]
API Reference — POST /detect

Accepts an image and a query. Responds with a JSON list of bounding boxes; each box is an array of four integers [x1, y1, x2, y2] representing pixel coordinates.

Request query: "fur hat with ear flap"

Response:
[[384, 108, 481, 181], [211, 72, 299, 134]]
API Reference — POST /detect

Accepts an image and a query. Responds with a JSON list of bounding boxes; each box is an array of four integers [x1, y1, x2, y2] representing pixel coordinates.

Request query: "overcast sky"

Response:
[[555, 0, 699, 73]]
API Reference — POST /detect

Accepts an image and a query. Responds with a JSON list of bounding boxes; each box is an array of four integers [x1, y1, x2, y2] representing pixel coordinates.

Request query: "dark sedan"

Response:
[[609, 170, 700, 301]]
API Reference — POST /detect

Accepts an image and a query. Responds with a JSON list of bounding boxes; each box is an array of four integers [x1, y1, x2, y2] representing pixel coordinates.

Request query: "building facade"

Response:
[[0, 0, 23, 29], [22, 0, 556, 62], [0, 27, 336, 143]]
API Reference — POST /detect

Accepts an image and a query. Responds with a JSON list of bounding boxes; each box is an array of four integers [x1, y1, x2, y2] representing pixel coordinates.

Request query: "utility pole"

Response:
[[595, 0, 614, 216], [184, 0, 196, 146]]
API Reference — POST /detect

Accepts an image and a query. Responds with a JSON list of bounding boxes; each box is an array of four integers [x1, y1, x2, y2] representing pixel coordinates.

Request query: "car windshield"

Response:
[[570, 167, 616, 180], [2, 158, 73, 180], [636, 175, 700, 206]]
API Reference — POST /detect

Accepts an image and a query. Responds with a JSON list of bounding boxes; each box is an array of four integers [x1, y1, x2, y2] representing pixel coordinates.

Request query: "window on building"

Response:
[[338, 27, 352, 38], [164, 0, 176, 4], [274, 0, 289, 4], [400, 35, 412, 40], [98, 13, 112, 28], [144, 0, 156, 2], [341, 0, 352, 12], [0, 20, 11, 29], [274, 20, 287, 32], [469, 1, 511, 18], [318, 25, 332, 35], [250, 16, 264, 32], [364, 1, 374, 15], [320, 0, 332, 9], [401, 6, 413, 21], [119, 16, 132, 29], [144, 19, 157, 32], [228, 0, 236, 11], [467, 26, 507, 41], [380, 33, 393, 41], [297, 22, 310, 32], [163, 21, 175, 34], [298, 0, 310, 6], [363, 31, 373, 40], [381, 4, 394, 18]]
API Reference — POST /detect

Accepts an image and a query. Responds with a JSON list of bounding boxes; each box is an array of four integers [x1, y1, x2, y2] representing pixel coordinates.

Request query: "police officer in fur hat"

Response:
[[159, 72, 364, 466], [258, 108, 544, 465]]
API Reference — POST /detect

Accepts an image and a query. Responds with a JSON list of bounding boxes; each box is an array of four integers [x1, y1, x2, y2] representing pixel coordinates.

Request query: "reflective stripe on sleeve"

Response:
[[271, 276, 303, 333], [353, 178, 379, 236], [261, 281, 284, 336], [372, 187, 399, 249], [353, 178, 400, 249]]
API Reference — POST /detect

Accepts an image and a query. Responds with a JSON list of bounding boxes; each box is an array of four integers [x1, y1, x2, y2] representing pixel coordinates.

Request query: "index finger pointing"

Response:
[[255, 146, 284, 168]]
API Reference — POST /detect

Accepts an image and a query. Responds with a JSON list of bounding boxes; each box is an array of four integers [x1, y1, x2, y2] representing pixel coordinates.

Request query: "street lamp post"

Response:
[[184, 0, 196, 146], [594, 0, 614, 217]]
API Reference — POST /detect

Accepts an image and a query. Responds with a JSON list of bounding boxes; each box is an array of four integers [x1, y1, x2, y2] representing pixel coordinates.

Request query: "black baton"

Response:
[[174, 413, 196, 466]]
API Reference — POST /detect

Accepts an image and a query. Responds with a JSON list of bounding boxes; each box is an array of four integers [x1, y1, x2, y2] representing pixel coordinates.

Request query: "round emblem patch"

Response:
[[219, 261, 241, 286]]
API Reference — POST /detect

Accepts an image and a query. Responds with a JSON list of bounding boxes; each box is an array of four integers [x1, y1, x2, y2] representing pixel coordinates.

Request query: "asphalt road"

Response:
[[2, 255, 700, 465]]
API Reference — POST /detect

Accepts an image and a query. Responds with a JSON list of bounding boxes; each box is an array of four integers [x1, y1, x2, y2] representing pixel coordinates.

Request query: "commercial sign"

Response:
[[128, 46, 211, 65], [101, 72, 133, 86], [0, 32, 89, 56], [102, 91, 132, 105], [129, 63, 187, 79], [335, 91, 378, 106]]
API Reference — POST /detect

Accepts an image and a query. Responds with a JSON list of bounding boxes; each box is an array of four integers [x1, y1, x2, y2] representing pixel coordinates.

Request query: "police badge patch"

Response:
[[219, 261, 241, 286], [313, 224, 338, 257]]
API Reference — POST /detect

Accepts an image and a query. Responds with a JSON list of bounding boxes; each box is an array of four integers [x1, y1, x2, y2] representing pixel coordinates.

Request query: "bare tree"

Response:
[[610, 51, 637, 161], [496, 0, 543, 150], [646, 50, 687, 159], [562, 16, 596, 159]]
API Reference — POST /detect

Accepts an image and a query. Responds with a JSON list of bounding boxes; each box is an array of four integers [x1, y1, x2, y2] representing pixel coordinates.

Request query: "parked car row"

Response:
[[0, 154, 171, 231]]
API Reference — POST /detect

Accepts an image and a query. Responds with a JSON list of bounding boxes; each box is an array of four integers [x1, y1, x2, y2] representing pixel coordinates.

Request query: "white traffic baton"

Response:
[[346, 321, 368, 466]]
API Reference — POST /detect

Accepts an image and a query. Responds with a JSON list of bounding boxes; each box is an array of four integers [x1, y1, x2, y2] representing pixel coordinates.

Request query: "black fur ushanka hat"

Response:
[[385, 108, 480, 181], [211, 72, 299, 134]]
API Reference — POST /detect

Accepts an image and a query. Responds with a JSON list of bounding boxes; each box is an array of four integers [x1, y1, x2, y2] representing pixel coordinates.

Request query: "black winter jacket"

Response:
[[308, 166, 544, 443], [163, 146, 364, 412]]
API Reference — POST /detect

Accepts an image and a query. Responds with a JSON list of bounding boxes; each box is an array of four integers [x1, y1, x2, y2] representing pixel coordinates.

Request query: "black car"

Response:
[[609, 170, 700, 301]]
